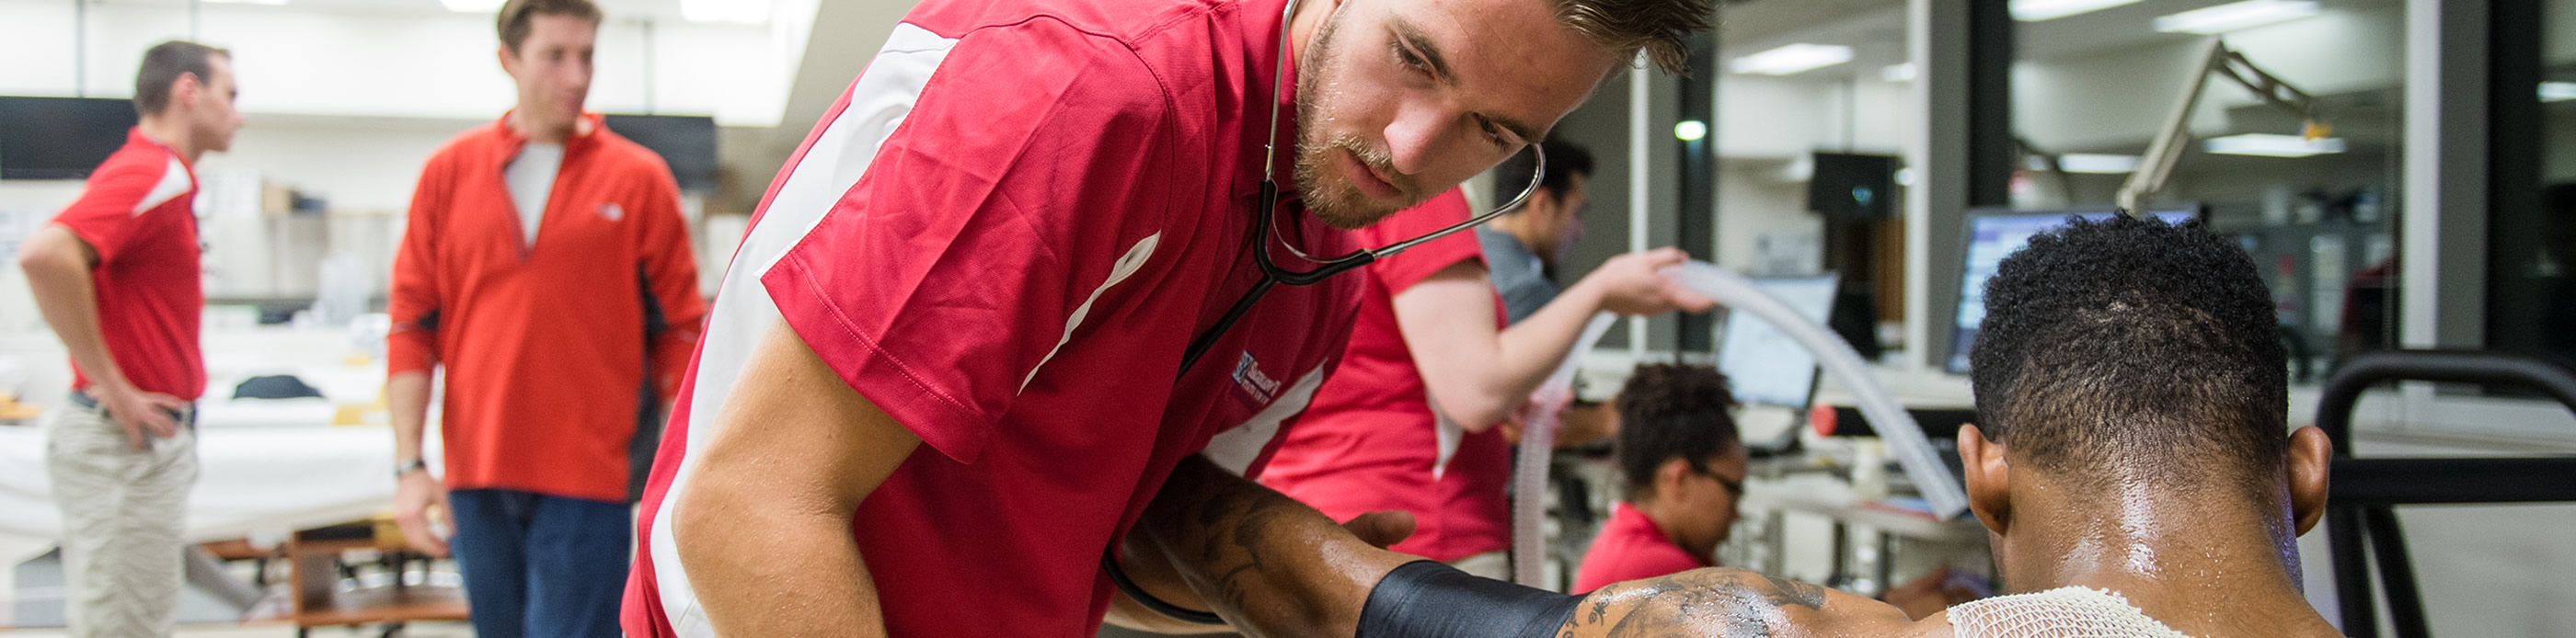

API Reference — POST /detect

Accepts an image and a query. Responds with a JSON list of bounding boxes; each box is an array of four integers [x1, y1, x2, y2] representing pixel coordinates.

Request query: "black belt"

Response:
[[67, 390, 197, 429]]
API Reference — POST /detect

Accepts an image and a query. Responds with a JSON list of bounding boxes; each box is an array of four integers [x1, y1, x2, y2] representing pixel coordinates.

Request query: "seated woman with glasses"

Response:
[[1571, 363, 1746, 594]]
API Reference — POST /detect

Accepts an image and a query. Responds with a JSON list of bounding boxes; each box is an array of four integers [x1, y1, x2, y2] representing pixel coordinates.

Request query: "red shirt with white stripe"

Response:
[[622, 0, 1363, 634], [49, 129, 205, 401], [1260, 189, 1516, 562]]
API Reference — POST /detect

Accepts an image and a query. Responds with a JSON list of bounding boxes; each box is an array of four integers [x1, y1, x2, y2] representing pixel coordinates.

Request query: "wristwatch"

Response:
[[396, 458, 430, 479]]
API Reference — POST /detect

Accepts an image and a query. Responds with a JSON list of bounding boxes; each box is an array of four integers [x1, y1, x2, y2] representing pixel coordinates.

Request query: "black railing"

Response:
[[2316, 350, 2576, 638]]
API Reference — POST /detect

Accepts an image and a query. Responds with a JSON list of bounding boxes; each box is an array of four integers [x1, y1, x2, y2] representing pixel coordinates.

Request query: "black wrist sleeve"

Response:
[[1355, 561, 1582, 638]]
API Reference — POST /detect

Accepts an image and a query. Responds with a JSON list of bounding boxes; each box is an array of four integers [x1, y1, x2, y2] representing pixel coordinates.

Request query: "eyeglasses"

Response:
[[1705, 470, 1745, 499], [1689, 461, 1744, 498]]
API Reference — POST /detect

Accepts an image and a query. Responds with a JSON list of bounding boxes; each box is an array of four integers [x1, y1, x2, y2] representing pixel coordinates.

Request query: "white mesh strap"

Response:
[[1949, 587, 2197, 638]]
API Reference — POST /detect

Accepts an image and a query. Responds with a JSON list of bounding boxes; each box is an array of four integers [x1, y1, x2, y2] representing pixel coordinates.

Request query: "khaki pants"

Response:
[[44, 398, 198, 638]]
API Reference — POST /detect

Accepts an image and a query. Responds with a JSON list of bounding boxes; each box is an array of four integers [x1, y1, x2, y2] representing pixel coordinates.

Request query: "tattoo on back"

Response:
[[1762, 575, 1827, 610], [1551, 569, 1833, 637]]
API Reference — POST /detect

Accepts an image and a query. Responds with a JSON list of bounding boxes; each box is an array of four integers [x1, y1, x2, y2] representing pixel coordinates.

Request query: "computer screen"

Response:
[[1719, 273, 1841, 408], [1946, 208, 2201, 374], [0, 97, 139, 180], [603, 114, 719, 192]]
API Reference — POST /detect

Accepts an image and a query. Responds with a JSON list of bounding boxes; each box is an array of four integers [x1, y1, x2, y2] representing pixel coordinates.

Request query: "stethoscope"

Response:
[[1108, 0, 1547, 624]]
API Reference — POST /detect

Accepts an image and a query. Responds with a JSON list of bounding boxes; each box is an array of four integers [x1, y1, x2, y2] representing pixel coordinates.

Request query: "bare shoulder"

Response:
[[1558, 568, 1952, 638]]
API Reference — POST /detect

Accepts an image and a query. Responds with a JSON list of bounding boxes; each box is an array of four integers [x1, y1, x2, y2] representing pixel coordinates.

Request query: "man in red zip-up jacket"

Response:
[[382, 0, 705, 635]]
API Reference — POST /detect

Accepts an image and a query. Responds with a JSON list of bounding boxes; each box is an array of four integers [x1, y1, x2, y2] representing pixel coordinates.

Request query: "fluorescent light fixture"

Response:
[[2023, 154, 2135, 173], [201, 0, 289, 6], [2541, 82, 2576, 103], [2154, 0, 2319, 34], [441, 0, 505, 12], [2204, 133, 2344, 157], [1881, 63, 1917, 83], [1673, 120, 1708, 142], [2010, 0, 2142, 21], [682, 0, 771, 24], [1730, 43, 1853, 76], [2059, 154, 2140, 174]]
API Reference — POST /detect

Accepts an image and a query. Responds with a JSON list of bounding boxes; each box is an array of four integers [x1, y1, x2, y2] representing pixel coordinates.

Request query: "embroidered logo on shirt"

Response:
[[1233, 352, 1281, 406], [599, 202, 625, 222]]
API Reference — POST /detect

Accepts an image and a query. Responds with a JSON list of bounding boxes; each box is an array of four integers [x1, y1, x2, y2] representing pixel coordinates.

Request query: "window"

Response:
[[2006, 0, 2406, 382], [2488, 0, 2576, 371]]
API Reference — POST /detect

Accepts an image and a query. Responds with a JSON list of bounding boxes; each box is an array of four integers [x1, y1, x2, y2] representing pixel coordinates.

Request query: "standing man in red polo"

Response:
[[384, 0, 706, 634], [1260, 188, 1709, 579], [17, 40, 242, 637]]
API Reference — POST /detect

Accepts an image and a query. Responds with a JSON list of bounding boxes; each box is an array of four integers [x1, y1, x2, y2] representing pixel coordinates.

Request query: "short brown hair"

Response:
[[497, 0, 604, 53], [1552, 0, 1715, 74], [133, 40, 228, 117]]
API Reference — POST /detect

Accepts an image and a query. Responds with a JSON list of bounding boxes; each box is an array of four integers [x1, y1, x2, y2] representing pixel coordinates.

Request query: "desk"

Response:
[[0, 425, 409, 566], [274, 523, 469, 638], [1, 423, 421, 629], [1737, 472, 1988, 596]]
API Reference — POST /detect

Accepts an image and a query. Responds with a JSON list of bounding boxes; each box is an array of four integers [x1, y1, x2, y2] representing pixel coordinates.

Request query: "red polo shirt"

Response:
[[50, 129, 205, 402], [623, 0, 1365, 634], [1574, 502, 1714, 593]]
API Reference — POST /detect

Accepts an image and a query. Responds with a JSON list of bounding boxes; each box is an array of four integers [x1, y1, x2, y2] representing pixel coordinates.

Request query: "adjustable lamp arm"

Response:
[[2117, 38, 2327, 212]]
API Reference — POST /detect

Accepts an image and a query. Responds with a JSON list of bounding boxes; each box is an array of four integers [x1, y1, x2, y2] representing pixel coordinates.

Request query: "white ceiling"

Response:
[[1715, 0, 2407, 78]]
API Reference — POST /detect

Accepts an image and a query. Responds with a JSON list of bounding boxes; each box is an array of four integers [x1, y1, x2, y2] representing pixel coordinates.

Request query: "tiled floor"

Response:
[[8, 551, 477, 636]]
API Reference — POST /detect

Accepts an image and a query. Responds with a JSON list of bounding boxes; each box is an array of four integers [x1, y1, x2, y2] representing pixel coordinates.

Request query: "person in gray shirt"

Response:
[[1478, 140, 1593, 323]]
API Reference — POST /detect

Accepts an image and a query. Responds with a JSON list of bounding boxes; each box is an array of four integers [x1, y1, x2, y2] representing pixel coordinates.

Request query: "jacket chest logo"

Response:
[[599, 202, 624, 222]]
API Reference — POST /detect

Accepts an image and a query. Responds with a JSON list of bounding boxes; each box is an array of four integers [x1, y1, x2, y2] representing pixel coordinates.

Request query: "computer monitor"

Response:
[[0, 97, 139, 180], [1719, 273, 1841, 408], [1946, 207, 2202, 374], [603, 114, 719, 192]]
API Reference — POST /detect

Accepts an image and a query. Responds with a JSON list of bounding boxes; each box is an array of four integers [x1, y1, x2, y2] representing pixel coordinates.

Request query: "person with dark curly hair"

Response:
[[1570, 363, 1743, 593], [1931, 213, 2339, 635]]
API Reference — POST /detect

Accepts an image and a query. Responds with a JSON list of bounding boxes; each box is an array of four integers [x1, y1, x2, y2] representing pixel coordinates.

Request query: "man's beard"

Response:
[[1288, 6, 1419, 230]]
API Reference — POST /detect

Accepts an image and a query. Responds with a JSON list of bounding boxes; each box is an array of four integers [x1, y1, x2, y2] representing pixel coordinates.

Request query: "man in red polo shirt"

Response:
[[1260, 189, 1709, 579], [620, 0, 1714, 633], [384, 0, 706, 635], [17, 40, 242, 637]]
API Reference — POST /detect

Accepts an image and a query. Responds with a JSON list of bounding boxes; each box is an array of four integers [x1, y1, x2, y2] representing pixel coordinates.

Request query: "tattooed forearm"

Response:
[[1135, 455, 1409, 636], [1152, 457, 1295, 617]]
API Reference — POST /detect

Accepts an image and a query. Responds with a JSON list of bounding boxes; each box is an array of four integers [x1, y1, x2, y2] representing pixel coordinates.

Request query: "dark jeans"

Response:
[[447, 488, 630, 638]]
